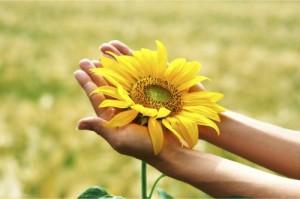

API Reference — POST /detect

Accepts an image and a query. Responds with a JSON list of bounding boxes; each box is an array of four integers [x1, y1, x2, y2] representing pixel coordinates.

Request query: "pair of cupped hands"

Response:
[[74, 40, 205, 162]]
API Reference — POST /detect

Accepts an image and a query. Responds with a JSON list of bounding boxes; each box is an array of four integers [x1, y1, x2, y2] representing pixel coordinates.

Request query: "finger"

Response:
[[79, 58, 108, 86], [74, 70, 105, 115], [109, 40, 133, 55], [77, 116, 115, 141], [74, 69, 98, 95], [99, 43, 121, 57], [189, 83, 205, 92], [91, 59, 101, 68], [74, 69, 116, 120]]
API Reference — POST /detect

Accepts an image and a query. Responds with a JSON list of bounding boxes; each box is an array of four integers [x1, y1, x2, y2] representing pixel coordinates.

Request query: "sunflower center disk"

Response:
[[145, 85, 171, 103], [130, 77, 182, 113]]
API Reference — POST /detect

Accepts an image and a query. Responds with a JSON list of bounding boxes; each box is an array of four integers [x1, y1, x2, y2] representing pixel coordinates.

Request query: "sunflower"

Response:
[[91, 41, 224, 155]]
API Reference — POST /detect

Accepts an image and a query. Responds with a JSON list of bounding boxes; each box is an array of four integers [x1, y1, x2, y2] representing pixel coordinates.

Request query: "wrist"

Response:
[[146, 137, 187, 178], [198, 110, 232, 141]]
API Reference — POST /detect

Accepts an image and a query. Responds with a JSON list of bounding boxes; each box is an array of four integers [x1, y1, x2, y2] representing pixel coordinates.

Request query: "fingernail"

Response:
[[74, 70, 86, 81], [80, 60, 94, 70], [79, 58, 91, 65]]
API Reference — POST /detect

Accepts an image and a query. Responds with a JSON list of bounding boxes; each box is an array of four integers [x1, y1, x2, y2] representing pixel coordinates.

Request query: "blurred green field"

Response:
[[0, 1, 300, 198]]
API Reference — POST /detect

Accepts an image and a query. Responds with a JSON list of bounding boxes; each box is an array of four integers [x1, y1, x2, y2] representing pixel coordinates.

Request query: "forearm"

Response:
[[199, 111, 300, 179], [148, 146, 300, 198]]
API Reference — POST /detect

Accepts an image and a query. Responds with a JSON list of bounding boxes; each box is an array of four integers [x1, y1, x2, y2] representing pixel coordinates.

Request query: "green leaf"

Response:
[[78, 187, 108, 198], [77, 186, 125, 199], [157, 188, 173, 199]]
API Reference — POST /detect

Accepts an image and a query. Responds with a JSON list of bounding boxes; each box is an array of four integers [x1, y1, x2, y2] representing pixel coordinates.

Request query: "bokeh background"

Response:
[[0, 1, 299, 198]]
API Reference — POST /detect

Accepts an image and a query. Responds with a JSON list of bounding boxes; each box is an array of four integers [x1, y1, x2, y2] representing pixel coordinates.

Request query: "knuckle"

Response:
[[83, 82, 95, 93]]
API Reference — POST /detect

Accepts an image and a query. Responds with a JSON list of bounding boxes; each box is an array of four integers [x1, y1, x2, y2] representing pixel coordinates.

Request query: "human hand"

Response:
[[74, 40, 180, 161]]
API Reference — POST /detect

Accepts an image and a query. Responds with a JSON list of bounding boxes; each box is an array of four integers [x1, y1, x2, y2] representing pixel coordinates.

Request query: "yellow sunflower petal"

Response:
[[177, 76, 209, 92], [99, 55, 116, 68], [132, 49, 155, 77], [156, 40, 168, 66], [132, 51, 146, 76], [197, 115, 220, 135], [143, 49, 159, 77], [101, 55, 137, 84], [155, 40, 168, 77], [156, 107, 171, 118], [165, 58, 186, 80], [115, 55, 140, 79], [91, 68, 121, 88], [182, 91, 224, 102], [184, 121, 199, 148], [99, 99, 131, 109], [167, 117, 194, 148], [180, 111, 220, 135], [117, 86, 134, 104], [176, 116, 199, 148], [90, 86, 120, 99], [105, 109, 139, 128], [211, 104, 226, 112], [91, 68, 132, 90], [162, 119, 188, 147], [187, 103, 225, 113], [176, 111, 202, 122], [148, 117, 164, 155], [103, 51, 115, 57], [138, 48, 164, 78], [131, 104, 158, 117], [194, 103, 225, 113], [183, 105, 220, 122], [171, 61, 202, 87]]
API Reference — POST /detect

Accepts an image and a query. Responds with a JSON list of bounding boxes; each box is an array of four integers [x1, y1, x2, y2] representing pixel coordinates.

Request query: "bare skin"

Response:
[[74, 40, 300, 198]]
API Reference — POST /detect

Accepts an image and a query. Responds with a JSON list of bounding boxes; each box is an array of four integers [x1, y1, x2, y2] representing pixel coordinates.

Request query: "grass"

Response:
[[0, 1, 299, 198]]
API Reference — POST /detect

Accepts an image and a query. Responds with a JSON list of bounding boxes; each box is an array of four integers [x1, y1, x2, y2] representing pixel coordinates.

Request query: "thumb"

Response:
[[77, 116, 112, 138]]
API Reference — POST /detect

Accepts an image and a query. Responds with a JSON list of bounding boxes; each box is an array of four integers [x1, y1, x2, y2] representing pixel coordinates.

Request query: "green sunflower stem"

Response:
[[140, 160, 165, 199], [148, 174, 166, 199], [141, 161, 147, 199]]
